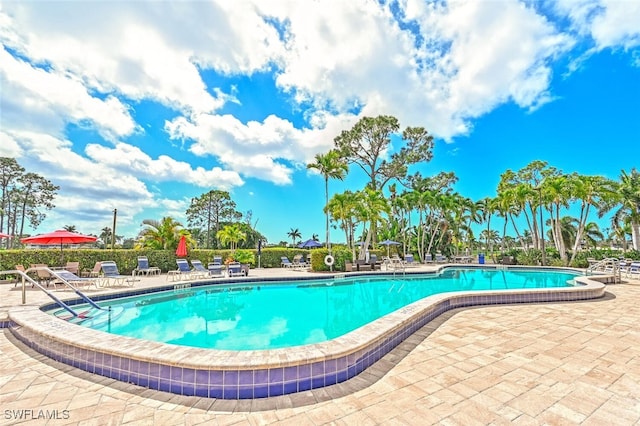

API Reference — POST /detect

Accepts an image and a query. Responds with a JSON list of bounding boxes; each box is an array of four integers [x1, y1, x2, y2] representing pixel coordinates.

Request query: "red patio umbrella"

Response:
[[176, 235, 188, 257], [21, 229, 97, 265]]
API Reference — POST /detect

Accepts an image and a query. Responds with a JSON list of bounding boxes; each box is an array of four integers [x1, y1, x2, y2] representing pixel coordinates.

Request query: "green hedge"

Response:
[[0, 246, 396, 275], [0, 247, 330, 274]]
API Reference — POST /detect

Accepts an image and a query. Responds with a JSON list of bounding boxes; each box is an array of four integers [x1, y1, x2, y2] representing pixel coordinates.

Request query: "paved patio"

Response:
[[0, 268, 639, 425]]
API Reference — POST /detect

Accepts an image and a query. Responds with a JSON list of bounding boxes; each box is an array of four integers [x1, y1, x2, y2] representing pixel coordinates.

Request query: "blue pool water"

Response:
[[61, 268, 579, 351]]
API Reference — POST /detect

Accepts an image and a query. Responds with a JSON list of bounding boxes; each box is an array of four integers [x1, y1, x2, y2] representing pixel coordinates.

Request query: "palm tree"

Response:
[[99, 227, 112, 246], [582, 222, 604, 249], [477, 197, 496, 256], [216, 224, 246, 251], [136, 217, 185, 250], [612, 169, 640, 250], [307, 150, 348, 254], [548, 216, 579, 252], [287, 228, 301, 247], [62, 224, 77, 232], [479, 229, 500, 252], [568, 174, 616, 264], [545, 175, 571, 262], [355, 188, 389, 260], [327, 191, 360, 255]]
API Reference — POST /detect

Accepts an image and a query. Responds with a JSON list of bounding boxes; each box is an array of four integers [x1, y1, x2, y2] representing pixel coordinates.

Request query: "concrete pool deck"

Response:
[[0, 266, 639, 424]]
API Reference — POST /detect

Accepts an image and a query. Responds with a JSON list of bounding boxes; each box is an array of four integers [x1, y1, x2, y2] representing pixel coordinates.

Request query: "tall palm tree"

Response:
[[547, 216, 579, 253], [307, 150, 348, 254], [545, 175, 571, 262], [568, 174, 616, 264], [62, 224, 77, 232], [287, 228, 301, 246], [612, 168, 640, 250], [477, 197, 496, 255], [355, 188, 389, 260], [326, 191, 360, 256]]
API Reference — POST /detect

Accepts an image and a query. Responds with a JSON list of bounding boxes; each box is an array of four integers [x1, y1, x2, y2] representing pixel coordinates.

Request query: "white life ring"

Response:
[[324, 255, 335, 266]]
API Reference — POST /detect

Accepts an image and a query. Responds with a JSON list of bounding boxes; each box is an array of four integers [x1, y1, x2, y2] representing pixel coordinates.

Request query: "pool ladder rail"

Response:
[[0, 267, 109, 319], [585, 258, 622, 283]]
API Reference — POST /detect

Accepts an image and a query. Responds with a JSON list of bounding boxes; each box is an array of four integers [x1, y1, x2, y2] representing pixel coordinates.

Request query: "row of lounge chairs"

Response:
[[15, 261, 138, 290], [620, 260, 640, 279], [168, 258, 247, 281], [281, 255, 309, 269]]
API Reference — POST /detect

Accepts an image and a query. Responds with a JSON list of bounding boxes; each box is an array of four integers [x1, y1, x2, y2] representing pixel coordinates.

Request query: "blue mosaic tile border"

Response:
[[9, 300, 452, 399], [8, 278, 603, 399]]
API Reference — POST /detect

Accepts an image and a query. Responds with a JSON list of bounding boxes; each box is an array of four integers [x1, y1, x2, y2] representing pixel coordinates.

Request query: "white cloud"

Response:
[[0, 132, 21, 157], [0, 2, 282, 115], [553, 0, 640, 50], [0, 0, 637, 239], [166, 113, 327, 185], [84, 142, 244, 189], [4, 131, 154, 233], [0, 47, 137, 140]]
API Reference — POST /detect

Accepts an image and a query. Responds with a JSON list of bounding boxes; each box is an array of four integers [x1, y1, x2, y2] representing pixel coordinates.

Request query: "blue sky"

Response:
[[1, 0, 639, 245]]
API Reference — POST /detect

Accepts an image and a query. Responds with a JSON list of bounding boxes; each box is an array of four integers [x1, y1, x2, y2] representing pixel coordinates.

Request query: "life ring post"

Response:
[[324, 255, 335, 269]]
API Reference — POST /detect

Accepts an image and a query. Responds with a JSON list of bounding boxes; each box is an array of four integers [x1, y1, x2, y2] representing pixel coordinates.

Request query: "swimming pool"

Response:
[[8, 266, 606, 399], [58, 268, 580, 351]]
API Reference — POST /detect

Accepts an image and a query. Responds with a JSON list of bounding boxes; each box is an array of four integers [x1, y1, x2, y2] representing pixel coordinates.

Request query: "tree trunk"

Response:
[[632, 221, 640, 251], [569, 204, 589, 265]]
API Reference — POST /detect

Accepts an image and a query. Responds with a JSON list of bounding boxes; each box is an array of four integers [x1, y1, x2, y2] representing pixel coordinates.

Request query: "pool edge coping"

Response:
[[6, 266, 607, 399]]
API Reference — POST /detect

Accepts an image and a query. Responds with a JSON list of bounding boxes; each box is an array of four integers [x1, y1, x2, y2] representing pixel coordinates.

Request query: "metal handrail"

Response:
[[29, 266, 108, 312], [0, 269, 81, 317], [586, 258, 621, 283], [1, 267, 108, 317]]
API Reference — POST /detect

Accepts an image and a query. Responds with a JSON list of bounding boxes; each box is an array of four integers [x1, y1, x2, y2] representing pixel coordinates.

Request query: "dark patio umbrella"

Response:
[[298, 239, 322, 249], [176, 235, 188, 257], [21, 229, 97, 265], [379, 239, 401, 256]]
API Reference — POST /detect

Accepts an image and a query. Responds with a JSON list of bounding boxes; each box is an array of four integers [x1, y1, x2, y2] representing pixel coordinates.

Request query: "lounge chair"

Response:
[[435, 254, 447, 263], [281, 257, 295, 268], [30, 264, 52, 287], [356, 259, 372, 271], [134, 256, 161, 276], [65, 261, 80, 275], [100, 261, 136, 286], [292, 254, 309, 269], [207, 262, 224, 277], [625, 261, 640, 279], [50, 269, 100, 289], [228, 262, 245, 277], [14, 264, 33, 287], [173, 258, 205, 280], [212, 255, 223, 266], [191, 259, 221, 278], [82, 261, 102, 278], [404, 254, 417, 267], [424, 254, 433, 263]]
